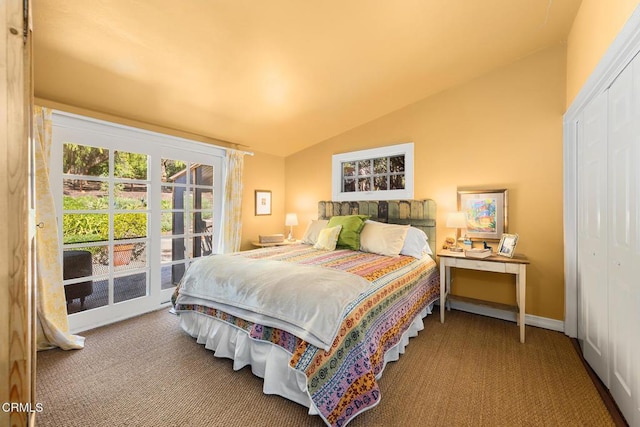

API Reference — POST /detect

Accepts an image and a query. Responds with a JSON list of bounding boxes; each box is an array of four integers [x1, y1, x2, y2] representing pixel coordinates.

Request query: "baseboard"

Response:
[[436, 300, 564, 333]]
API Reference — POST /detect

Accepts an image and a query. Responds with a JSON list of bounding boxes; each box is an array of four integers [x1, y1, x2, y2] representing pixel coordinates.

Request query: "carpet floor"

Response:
[[36, 308, 617, 426]]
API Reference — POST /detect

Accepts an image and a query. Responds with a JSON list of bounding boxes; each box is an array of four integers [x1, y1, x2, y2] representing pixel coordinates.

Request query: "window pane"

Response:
[[63, 249, 93, 282], [161, 263, 183, 290], [63, 143, 109, 177], [161, 185, 173, 205], [161, 185, 189, 210], [357, 160, 371, 176], [114, 272, 147, 303], [373, 158, 387, 174], [358, 177, 371, 191], [63, 179, 108, 205], [82, 244, 109, 276], [192, 164, 213, 186], [66, 272, 107, 314], [390, 175, 405, 190], [161, 212, 177, 236], [114, 151, 148, 179], [193, 213, 212, 233], [183, 190, 193, 210], [162, 158, 187, 183], [162, 263, 185, 289], [342, 162, 355, 177], [390, 155, 405, 172], [114, 183, 148, 209], [195, 188, 213, 210], [189, 236, 214, 258], [114, 242, 147, 272], [175, 212, 186, 235], [343, 178, 356, 192], [63, 213, 108, 244], [374, 176, 388, 190], [114, 213, 147, 240], [162, 237, 186, 262], [113, 243, 135, 269], [200, 210, 213, 222]]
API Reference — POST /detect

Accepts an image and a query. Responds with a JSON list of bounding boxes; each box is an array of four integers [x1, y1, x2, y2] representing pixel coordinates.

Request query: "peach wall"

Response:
[[566, 0, 638, 107], [239, 152, 286, 251], [286, 45, 566, 320]]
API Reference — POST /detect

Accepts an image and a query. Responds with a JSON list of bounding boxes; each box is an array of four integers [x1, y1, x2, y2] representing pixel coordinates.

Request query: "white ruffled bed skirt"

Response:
[[178, 303, 433, 417]]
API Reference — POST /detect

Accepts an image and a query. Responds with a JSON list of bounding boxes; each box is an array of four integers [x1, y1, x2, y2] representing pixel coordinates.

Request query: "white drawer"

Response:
[[451, 257, 507, 273]]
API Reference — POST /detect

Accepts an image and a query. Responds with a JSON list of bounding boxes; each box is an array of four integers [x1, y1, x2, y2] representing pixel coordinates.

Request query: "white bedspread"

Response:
[[177, 255, 371, 351]]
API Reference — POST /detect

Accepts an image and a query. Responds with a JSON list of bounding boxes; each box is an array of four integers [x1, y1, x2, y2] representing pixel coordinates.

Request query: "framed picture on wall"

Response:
[[457, 188, 508, 240], [255, 190, 272, 216]]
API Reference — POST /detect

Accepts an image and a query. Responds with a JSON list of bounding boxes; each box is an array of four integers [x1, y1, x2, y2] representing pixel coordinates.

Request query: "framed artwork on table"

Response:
[[457, 188, 507, 240], [497, 233, 519, 258], [255, 190, 272, 216]]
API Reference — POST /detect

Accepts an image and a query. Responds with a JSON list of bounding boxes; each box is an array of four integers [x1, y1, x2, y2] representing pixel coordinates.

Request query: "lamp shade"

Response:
[[446, 212, 467, 229], [285, 213, 299, 226]]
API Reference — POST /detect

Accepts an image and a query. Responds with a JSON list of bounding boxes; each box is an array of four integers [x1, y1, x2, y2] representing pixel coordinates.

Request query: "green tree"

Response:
[[115, 151, 148, 179], [63, 143, 109, 176]]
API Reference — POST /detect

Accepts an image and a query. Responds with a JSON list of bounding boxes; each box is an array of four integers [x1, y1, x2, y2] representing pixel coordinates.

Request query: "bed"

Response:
[[173, 200, 440, 426]]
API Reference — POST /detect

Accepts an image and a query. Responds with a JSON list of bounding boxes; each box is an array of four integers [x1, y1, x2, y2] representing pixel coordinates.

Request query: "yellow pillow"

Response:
[[301, 219, 330, 244], [313, 225, 342, 251]]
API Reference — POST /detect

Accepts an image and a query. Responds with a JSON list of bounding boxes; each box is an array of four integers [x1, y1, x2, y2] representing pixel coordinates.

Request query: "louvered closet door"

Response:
[[577, 90, 609, 385], [607, 56, 640, 425]]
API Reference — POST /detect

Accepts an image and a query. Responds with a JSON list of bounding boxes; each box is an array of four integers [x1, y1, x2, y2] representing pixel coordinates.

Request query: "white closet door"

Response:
[[577, 90, 610, 385], [633, 56, 640, 427], [608, 56, 640, 426]]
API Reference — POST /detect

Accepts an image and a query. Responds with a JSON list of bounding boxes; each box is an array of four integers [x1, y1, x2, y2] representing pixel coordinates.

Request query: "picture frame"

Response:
[[457, 188, 508, 240], [255, 190, 272, 216], [497, 233, 519, 258]]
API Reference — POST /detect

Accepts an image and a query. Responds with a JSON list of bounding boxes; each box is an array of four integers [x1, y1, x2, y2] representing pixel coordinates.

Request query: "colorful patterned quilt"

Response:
[[174, 244, 440, 427]]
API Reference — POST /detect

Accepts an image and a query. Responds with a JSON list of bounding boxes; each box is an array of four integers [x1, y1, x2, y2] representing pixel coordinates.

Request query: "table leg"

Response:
[[440, 261, 446, 323], [517, 265, 526, 343], [445, 266, 451, 311]]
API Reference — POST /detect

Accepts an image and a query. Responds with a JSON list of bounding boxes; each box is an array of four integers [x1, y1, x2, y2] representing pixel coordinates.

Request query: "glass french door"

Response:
[[160, 158, 216, 292], [52, 112, 223, 332]]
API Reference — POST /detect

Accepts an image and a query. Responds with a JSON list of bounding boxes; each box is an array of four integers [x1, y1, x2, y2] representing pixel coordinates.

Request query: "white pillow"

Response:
[[359, 220, 410, 257], [302, 219, 329, 245], [313, 225, 342, 251], [400, 226, 432, 258]]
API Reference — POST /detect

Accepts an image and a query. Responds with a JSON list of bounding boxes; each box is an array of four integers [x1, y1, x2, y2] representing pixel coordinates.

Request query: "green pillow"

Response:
[[327, 215, 369, 251]]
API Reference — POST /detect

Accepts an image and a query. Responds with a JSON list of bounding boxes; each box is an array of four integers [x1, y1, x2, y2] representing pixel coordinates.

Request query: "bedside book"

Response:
[[464, 248, 492, 259]]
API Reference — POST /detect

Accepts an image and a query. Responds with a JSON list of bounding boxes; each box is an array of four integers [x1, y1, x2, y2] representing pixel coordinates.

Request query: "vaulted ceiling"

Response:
[[33, 0, 582, 156]]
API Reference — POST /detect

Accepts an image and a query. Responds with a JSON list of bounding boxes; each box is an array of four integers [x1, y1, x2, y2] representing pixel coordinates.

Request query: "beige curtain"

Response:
[[34, 106, 84, 350], [221, 149, 246, 253]]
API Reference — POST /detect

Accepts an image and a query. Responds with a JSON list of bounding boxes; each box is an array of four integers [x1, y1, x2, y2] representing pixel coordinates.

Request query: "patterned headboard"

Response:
[[318, 199, 437, 255]]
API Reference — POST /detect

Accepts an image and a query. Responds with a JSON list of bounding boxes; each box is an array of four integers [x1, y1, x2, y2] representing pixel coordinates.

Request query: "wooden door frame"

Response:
[[1, 1, 34, 426]]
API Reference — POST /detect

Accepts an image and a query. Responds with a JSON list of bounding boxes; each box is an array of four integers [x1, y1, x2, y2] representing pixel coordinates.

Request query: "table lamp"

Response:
[[446, 211, 467, 252], [285, 213, 298, 241]]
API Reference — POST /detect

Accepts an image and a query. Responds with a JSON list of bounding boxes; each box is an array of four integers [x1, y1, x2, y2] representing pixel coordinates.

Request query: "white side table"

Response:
[[438, 249, 530, 343]]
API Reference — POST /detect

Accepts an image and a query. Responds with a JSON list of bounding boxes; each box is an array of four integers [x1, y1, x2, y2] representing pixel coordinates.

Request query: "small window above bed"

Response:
[[332, 143, 414, 201]]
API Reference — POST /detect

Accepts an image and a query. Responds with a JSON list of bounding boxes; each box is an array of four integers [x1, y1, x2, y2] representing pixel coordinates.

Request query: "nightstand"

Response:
[[251, 239, 300, 248], [438, 249, 530, 343]]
